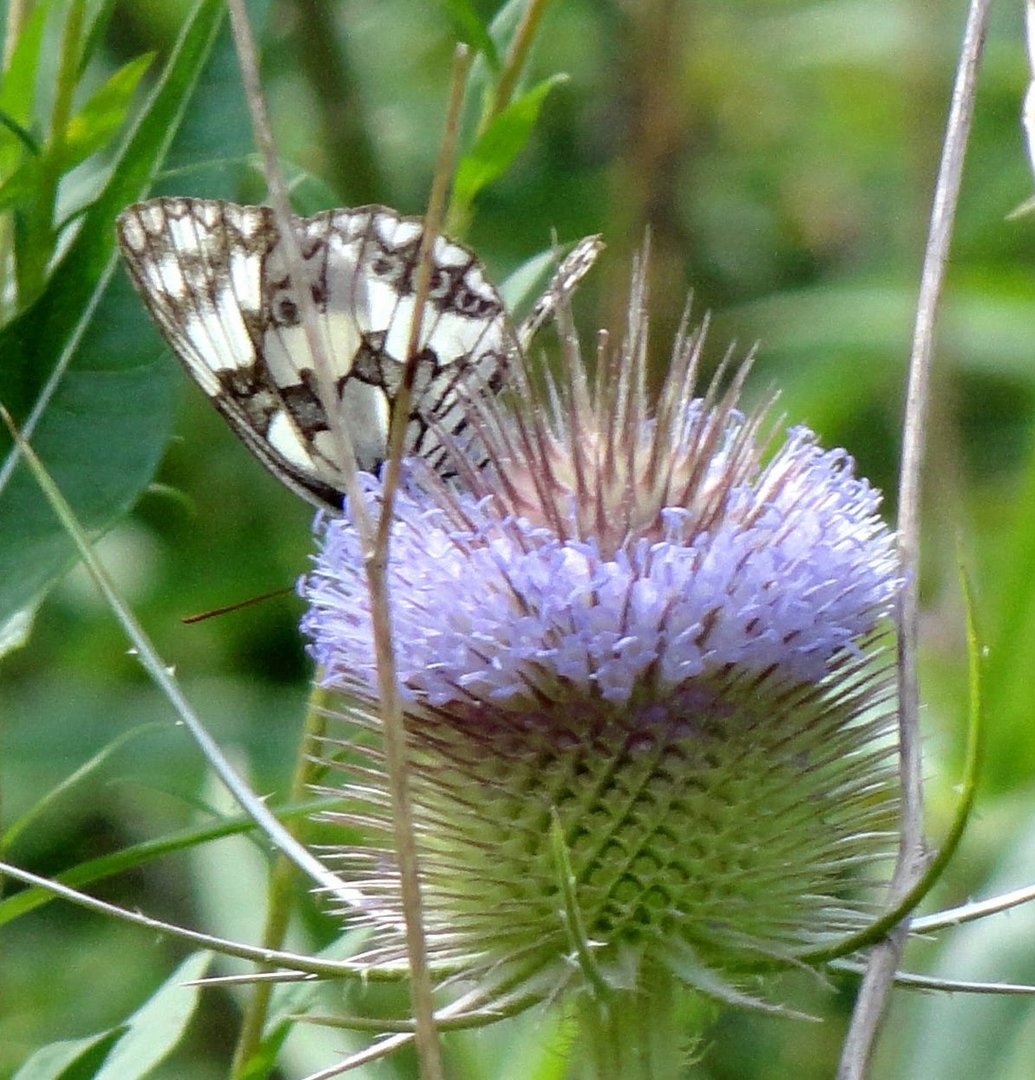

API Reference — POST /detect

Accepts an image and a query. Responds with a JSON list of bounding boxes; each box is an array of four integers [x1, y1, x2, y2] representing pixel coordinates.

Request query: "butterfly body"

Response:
[[117, 197, 600, 510]]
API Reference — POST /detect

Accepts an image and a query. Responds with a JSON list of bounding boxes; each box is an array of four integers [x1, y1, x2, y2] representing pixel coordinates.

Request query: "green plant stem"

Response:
[[47, 0, 83, 157], [0, 0, 32, 313], [229, 685, 331, 1080], [573, 966, 689, 1080], [2, 0, 31, 69], [16, 0, 84, 306], [484, 0, 551, 125]]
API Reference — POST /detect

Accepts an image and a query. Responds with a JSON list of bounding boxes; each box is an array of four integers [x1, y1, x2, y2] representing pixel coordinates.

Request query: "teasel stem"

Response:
[[838, 1, 992, 1076]]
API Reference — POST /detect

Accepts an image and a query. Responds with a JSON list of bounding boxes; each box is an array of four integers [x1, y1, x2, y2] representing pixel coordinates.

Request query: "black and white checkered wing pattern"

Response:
[[116, 198, 512, 511]]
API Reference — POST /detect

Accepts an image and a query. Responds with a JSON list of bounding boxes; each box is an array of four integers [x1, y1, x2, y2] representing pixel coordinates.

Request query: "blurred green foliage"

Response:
[[2, 0, 1035, 1077]]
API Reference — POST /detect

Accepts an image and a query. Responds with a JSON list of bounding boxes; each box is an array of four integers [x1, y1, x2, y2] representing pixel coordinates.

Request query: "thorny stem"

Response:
[[224, 3, 444, 1075], [0, 853, 379, 980], [836, 2, 991, 1077]]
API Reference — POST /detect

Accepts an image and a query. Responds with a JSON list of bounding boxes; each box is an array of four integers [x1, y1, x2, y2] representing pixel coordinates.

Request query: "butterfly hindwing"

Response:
[[117, 197, 599, 510]]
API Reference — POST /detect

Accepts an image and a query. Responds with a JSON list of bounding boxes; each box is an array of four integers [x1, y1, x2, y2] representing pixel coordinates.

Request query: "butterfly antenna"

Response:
[[181, 587, 295, 625]]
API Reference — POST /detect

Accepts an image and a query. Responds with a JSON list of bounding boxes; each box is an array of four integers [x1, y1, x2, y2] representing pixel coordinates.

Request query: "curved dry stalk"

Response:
[[222, 3, 445, 1075], [913, 882, 1035, 933], [836, 2, 993, 1076]]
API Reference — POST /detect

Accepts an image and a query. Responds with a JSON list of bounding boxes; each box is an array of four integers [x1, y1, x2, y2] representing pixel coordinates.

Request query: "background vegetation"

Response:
[[2, 0, 1035, 1077]]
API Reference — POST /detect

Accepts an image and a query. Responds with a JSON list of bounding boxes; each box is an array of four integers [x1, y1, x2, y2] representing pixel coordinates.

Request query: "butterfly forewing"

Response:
[[117, 197, 514, 510], [117, 197, 601, 511]]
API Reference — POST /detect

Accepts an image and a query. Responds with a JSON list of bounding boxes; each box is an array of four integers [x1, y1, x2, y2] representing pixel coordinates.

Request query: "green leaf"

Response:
[[490, 1010, 575, 1080], [0, 0, 55, 126], [152, 0, 272, 195], [439, 0, 499, 70], [464, 0, 539, 127], [499, 242, 581, 316], [236, 1020, 292, 1080], [92, 952, 212, 1080], [8, 954, 210, 1080], [79, 0, 122, 77], [0, 0, 53, 177], [0, 107, 41, 155], [452, 74, 567, 209], [0, 155, 42, 212], [58, 53, 155, 173], [1, 724, 161, 851], [10, 1031, 123, 1080], [0, 0, 225, 629], [0, 797, 339, 928]]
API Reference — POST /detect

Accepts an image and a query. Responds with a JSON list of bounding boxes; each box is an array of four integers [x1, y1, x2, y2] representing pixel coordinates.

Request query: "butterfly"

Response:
[[116, 198, 601, 512]]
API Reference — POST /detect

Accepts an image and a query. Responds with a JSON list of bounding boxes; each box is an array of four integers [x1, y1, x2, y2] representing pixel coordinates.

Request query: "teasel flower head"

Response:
[[301, 254, 903, 1018]]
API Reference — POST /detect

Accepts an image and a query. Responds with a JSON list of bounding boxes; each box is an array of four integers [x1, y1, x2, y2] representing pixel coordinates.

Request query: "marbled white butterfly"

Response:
[[116, 198, 600, 512]]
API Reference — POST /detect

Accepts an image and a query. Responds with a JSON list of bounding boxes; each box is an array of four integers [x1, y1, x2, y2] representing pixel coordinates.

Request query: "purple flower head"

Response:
[[305, 427, 898, 709], [302, 258, 903, 1009]]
